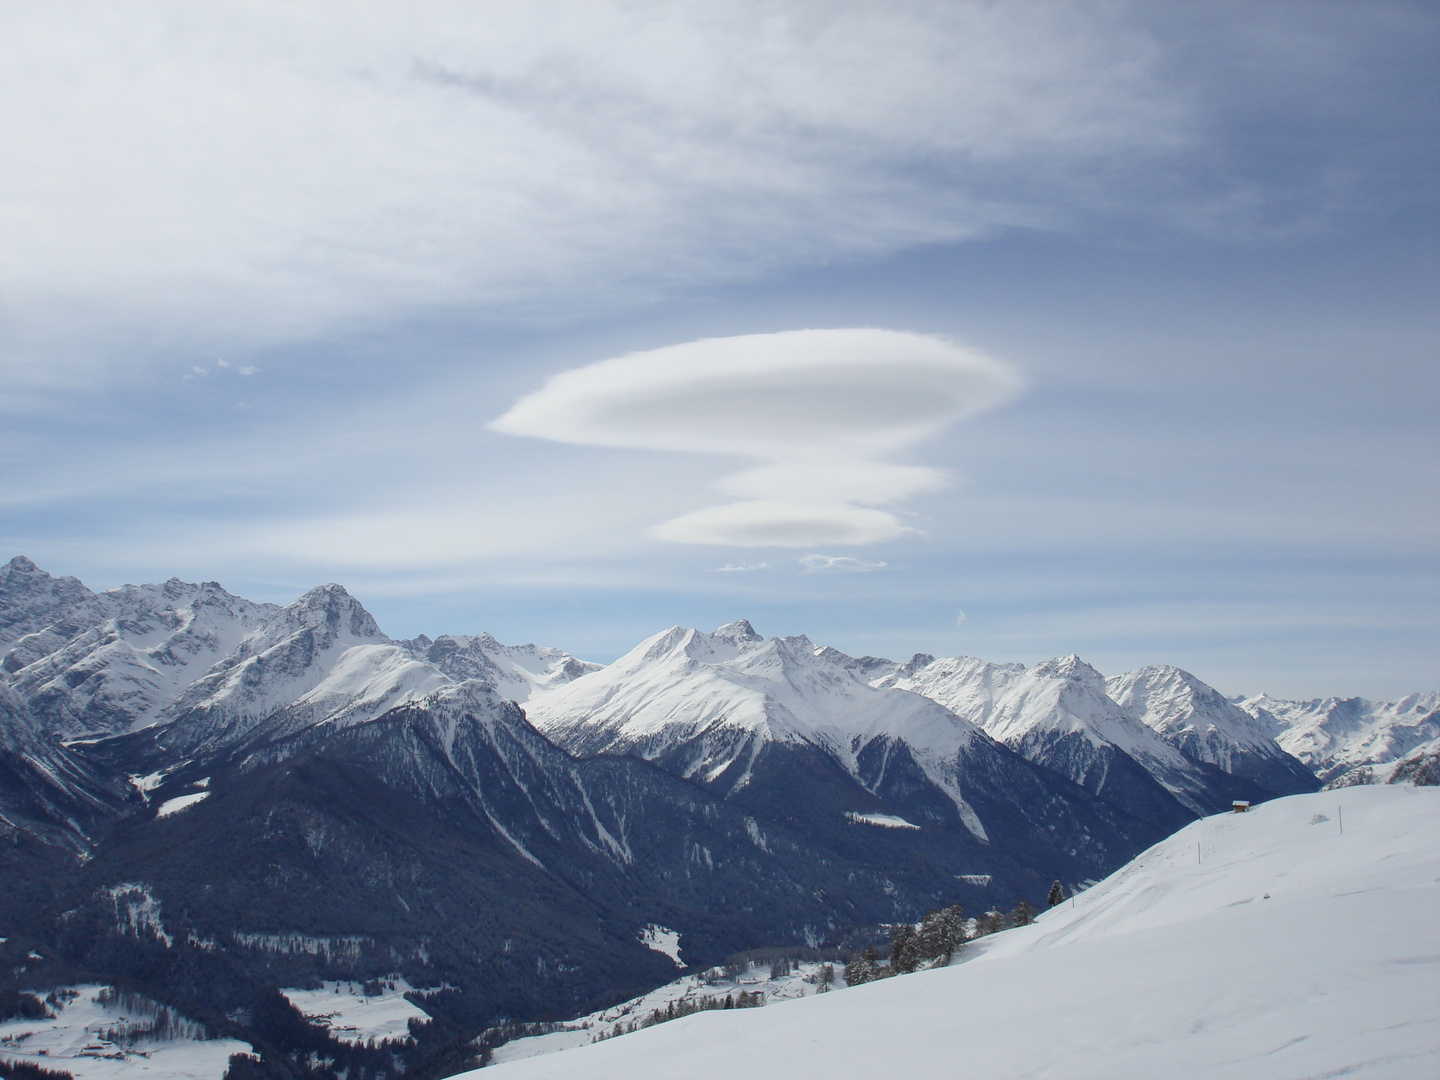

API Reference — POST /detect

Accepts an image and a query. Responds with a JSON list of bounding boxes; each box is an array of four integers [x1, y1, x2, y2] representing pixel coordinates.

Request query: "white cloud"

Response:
[[800, 554, 889, 573], [492, 328, 1022, 547], [652, 501, 912, 548], [0, 1, 1197, 391], [956, 609, 968, 625]]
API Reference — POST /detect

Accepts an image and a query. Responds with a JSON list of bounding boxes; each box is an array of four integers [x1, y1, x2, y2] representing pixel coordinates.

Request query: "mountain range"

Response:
[[1, 555, 1433, 1079]]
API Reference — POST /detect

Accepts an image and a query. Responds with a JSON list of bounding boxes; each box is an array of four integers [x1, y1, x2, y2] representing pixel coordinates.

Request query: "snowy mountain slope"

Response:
[[1240, 691, 1440, 782], [1106, 664, 1318, 796], [523, 622, 1178, 899], [237, 642, 454, 747], [871, 653, 1027, 726], [0, 681, 127, 851], [474, 786, 1440, 1080], [525, 621, 987, 804], [1324, 734, 1440, 789], [10, 578, 277, 737], [146, 583, 402, 756], [490, 955, 842, 1066], [984, 655, 1241, 826], [402, 632, 600, 702], [886, 653, 1269, 829], [1, 555, 118, 670]]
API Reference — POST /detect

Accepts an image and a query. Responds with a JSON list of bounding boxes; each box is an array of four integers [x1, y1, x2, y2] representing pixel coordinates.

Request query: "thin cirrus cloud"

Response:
[[491, 328, 1023, 547], [800, 554, 890, 573]]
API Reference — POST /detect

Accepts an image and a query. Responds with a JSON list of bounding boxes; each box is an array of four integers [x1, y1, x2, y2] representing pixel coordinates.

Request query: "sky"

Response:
[[2, 1, 1436, 699]]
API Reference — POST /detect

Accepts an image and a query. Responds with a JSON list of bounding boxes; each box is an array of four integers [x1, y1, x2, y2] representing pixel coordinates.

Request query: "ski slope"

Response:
[[472, 786, 1440, 1080]]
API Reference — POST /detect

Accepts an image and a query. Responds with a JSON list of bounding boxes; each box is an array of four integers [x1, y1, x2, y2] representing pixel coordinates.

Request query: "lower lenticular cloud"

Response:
[[492, 328, 1022, 547]]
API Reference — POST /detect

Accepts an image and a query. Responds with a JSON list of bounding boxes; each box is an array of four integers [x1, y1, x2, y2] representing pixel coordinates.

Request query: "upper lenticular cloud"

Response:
[[491, 328, 1022, 547]]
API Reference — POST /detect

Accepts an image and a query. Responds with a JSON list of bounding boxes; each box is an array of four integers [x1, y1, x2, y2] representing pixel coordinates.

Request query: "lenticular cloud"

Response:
[[491, 328, 1022, 547]]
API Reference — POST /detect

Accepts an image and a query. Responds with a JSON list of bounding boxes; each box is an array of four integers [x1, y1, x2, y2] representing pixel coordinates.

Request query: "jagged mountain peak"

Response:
[[1028, 653, 1106, 686], [900, 652, 936, 676], [1105, 664, 1318, 796], [405, 632, 599, 703], [523, 621, 989, 812], [286, 582, 384, 639], [712, 619, 763, 644], [1, 554, 110, 651]]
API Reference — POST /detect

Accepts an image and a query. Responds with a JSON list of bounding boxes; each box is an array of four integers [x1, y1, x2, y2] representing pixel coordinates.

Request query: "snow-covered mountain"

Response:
[[0, 680, 125, 852], [1239, 691, 1440, 782], [470, 786, 1440, 1080], [1106, 664, 1318, 796], [11, 578, 278, 737], [879, 652, 1268, 830], [870, 652, 1027, 726], [525, 620, 989, 817], [147, 583, 419, 756], [523, 622, 1177, 902], [1324, 734, 1440, 789], [1, 555, 122, 670], [4, 556, 1437, 1080], [402, 632, 601, 702]]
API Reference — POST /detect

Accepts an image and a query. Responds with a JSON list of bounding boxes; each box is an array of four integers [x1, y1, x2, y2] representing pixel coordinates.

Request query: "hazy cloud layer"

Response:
[[1, 1, 1199, 390], [492, 328, 1021, 546]]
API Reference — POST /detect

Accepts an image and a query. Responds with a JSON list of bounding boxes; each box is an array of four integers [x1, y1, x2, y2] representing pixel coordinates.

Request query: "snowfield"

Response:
[[0, 985, 252, 1079], [281, 978, 433, 1045], [473, 786, 1439, 1079]]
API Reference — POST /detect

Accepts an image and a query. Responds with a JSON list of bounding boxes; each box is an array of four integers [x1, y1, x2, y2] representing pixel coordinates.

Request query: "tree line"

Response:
[[847, 883, 1065, 986]]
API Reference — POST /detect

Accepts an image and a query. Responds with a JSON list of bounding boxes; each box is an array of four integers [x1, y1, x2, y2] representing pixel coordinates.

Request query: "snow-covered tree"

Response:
[[845, 946, 881, 985], [890, 923, 920, 974]]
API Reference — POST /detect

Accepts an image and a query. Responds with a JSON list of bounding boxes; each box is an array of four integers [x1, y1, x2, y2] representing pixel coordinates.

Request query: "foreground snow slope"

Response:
[[475, 786, 1440, 1080]]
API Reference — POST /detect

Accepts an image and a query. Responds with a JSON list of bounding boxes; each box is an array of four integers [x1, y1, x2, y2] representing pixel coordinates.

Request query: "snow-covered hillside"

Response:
[[488, 955, 841, 1067], [473, 786, 1440, 1080]]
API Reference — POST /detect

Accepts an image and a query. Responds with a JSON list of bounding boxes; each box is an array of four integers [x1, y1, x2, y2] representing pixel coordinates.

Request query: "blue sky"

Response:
[[3, 1, 1436, 698]]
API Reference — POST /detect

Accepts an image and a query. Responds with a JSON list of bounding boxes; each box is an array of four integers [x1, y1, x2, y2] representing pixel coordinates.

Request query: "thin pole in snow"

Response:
[[1197, 842, 1201, 865], [1338, 806, 1343, 835]]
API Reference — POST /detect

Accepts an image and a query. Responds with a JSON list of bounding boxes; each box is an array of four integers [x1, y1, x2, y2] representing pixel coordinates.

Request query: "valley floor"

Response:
[[471, 786, 1440, 1080]]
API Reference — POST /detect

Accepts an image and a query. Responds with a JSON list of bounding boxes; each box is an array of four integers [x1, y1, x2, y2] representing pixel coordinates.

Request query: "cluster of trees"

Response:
[[95, 986, 211, 1045], [0, 990, 49, 1023], [847, 889, 1062, 985], [847, 904, 966, 985], [0, 1061, 76, 1080]]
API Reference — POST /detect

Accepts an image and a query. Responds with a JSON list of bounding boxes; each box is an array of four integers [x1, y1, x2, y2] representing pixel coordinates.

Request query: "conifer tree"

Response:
[[845, 946, 880, 985], [1011, 897, 1036, 926], [1047, 880, 1066, 907], [890, 923, 918, 974], [936, 904, 966, 961]]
